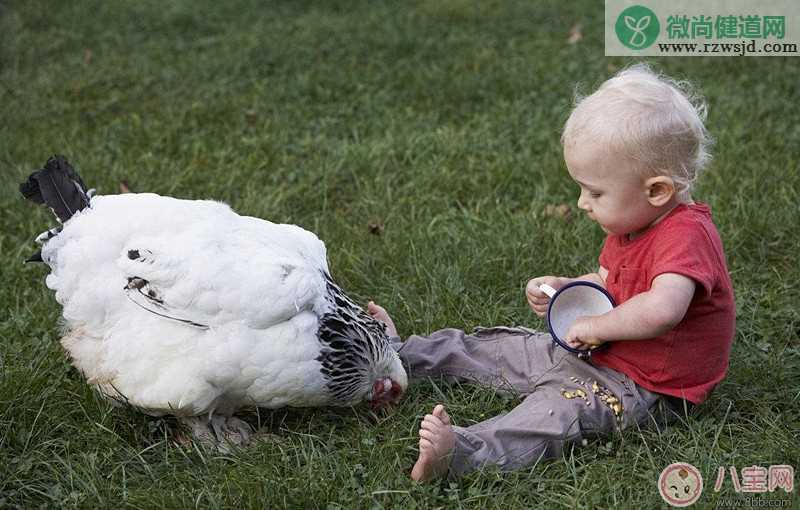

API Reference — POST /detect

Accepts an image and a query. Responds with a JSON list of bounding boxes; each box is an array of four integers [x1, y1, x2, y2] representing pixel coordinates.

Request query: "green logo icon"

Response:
[[615, 5, 660, 50]]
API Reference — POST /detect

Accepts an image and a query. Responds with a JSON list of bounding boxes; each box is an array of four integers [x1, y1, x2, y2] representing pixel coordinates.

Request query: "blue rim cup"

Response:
[[540, 281, 616, 358]]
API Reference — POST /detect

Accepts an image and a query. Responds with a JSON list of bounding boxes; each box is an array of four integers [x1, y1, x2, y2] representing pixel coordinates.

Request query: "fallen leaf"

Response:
[[368, 221, 384, 235], [543, 203, 572, 220], [245, 110, 258, 126], [567, 24, 583, 44]]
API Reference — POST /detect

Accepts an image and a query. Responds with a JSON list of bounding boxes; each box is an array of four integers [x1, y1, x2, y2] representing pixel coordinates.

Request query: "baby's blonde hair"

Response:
[[561, 63, 712, 194]]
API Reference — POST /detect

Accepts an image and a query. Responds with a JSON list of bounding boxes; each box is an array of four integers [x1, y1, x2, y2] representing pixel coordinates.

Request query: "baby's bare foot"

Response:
[[411, 404, 455, 482], [367, 301, 398, 337]]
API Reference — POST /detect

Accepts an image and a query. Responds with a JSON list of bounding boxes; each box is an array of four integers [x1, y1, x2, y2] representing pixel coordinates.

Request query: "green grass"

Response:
[[1, 0, 799, 508]]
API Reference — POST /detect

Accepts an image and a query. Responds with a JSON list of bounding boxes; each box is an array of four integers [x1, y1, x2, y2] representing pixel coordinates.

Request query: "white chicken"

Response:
[[20, 155, 407, 446]]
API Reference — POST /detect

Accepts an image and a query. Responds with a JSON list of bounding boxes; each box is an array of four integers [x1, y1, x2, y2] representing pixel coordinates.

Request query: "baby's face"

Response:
[[564, 140, 659, 237]]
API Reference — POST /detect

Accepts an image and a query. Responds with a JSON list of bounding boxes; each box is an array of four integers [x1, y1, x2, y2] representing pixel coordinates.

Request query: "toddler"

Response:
[[369, 64, 735, 482]]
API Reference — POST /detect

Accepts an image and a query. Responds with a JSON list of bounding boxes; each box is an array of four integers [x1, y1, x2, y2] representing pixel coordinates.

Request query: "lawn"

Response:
[[1, 0, 798, 508]]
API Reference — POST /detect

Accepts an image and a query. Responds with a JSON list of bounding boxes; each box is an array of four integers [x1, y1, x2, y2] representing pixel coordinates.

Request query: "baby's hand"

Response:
[[526, 276, 568, 317], [565, 316, 606, 351]]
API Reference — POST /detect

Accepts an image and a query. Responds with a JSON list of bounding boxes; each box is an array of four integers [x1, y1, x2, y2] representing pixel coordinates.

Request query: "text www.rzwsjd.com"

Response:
[[658, 40, 798, 55]]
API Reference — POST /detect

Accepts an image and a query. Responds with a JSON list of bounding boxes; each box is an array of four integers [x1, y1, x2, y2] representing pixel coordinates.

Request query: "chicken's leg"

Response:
[[178, 415, 253, 452]]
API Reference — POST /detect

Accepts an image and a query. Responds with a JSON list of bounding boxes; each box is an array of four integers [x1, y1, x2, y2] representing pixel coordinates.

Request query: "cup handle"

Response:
[[538, 283, 557, 298]]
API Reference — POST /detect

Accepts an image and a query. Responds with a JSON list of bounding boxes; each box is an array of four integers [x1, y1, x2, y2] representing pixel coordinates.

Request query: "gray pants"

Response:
[[393, 326, 692, 477]]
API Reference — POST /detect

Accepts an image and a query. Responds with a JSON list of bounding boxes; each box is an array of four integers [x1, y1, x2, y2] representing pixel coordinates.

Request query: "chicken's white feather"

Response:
[[32, 189, 405, 418]]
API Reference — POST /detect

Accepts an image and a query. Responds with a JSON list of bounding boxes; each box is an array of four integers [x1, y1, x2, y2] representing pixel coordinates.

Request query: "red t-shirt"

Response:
[[590, 202, 735, 404]]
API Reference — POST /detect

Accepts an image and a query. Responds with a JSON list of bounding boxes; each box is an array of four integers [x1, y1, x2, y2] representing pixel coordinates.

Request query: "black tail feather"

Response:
[[24, 250, 43, 264], [20, 155, 90, 223]]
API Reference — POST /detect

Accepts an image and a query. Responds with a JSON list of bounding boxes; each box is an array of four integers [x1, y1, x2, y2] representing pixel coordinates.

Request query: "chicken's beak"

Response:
[[370, 378, 403, 409], [389, 380, 403, 405]]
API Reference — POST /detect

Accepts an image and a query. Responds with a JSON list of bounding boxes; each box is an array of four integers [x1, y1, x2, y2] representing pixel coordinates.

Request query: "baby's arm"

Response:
[[565, 273, 696, 349], [573, 267, 608, 287]]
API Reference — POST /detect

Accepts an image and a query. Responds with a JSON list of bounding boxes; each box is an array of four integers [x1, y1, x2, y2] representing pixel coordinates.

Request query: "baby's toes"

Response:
[[418, 437, 433, 451], [421, 416, 443, 430], [433, 405, 451, 426], [419, 428, 436, 441]]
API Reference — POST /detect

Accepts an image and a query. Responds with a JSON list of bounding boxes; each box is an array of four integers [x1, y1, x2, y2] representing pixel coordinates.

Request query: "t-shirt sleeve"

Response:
[[649, 219, 719, 296]]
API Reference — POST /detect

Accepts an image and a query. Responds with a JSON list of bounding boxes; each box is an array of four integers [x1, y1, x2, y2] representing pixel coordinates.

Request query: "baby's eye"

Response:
[[590, 192, 602, 198]]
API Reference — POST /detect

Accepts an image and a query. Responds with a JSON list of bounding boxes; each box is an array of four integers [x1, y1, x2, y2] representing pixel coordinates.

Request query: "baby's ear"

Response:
[[645, 175, 675, 206]]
